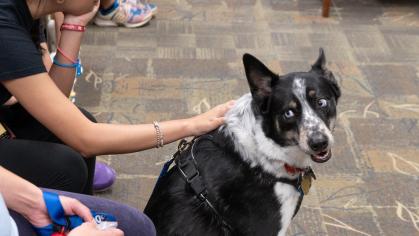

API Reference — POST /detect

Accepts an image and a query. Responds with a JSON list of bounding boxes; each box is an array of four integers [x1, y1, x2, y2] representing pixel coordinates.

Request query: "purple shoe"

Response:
[[93, 162, 116, 192]]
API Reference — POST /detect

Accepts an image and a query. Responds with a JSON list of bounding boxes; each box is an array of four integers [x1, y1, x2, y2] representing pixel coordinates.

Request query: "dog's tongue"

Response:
[[311, 150, 332, 163]]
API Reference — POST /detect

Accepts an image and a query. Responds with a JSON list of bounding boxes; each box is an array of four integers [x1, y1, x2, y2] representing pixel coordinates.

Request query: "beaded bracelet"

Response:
[[53, 56, 83, 77], [153, 121, 164, 148]]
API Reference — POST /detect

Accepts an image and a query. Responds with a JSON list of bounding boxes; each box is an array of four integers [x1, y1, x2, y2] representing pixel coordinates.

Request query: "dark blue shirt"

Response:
[[0, 0, 46, 104]]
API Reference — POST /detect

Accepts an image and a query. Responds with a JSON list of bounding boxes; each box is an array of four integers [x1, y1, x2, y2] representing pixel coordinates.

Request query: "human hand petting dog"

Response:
[[187, 100, 235, 136]]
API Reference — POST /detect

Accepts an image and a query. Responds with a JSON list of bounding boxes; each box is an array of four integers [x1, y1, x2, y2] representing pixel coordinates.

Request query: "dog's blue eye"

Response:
[[318, 98, 328, 108], [284, 110, 295, 119]]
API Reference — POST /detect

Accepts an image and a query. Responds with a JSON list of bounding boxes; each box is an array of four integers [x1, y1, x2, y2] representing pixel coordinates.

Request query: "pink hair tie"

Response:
[[57, 47, 77, 64]]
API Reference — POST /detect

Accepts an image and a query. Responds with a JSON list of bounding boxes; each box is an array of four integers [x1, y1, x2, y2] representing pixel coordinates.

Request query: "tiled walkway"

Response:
[[77, 1, 419, 235]]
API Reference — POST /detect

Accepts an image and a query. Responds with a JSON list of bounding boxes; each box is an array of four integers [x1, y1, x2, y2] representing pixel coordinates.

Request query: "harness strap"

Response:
[[175, 135, 234, 231], [277, 175, 304, 218]]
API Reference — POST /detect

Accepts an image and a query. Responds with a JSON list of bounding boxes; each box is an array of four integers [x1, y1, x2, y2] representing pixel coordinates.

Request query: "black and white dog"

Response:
[[145, 49, 341, 236]]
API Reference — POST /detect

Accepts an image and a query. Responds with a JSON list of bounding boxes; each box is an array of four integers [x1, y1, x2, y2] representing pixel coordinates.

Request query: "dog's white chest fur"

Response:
[[274, 183, 301, 236]]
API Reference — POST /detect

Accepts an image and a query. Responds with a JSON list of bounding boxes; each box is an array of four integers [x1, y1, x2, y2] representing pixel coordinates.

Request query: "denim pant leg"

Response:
[[11, 189, 156, 236]]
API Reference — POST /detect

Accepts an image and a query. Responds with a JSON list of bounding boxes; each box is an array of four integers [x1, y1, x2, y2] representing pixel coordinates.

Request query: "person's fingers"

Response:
[[60, 197, 93, 222], [93, 0, 100, 11], [105, 228, 124, 236], [69, 222, 124, 236], [70, 199, 93, 222], [216, 117, 225, 125], [211, 117, 225, 126], [213, 100, 235, 117]]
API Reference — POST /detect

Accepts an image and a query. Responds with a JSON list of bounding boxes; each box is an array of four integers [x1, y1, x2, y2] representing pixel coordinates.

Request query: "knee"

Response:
[[119, 205, 156, 236]]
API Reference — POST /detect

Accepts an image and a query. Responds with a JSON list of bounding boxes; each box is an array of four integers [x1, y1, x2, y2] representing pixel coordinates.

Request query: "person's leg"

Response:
[[0, 139, 88, 193], [10, 189, 156, 236], [0, 104, 95, 144], [0, 104, 97, 194]]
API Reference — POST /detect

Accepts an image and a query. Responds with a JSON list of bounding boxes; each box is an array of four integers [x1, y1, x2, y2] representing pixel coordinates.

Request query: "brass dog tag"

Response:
[[0, 123, 6, 135], [300, 168, 316, 195], [300, 175, 312, 195]]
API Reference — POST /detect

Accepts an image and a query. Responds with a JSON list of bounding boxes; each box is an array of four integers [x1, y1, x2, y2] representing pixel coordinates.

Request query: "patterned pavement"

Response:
[[76, 0, 419, 235]]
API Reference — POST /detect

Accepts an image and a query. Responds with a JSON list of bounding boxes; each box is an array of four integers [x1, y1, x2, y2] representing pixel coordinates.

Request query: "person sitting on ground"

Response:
[[0, 0, 233, 199]]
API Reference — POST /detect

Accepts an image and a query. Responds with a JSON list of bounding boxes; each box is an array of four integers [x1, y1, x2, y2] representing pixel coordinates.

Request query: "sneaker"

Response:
[[93, 162, 116, 192], [147, 3, 158, 16], [94, 0, 152, 28]]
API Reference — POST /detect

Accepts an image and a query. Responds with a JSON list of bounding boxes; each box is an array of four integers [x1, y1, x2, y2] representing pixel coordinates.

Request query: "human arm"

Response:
[[0, 166, 124, 235], [48, 3, 99, 97], [1, 74, 234, 157], [0, 166, 92, 227]]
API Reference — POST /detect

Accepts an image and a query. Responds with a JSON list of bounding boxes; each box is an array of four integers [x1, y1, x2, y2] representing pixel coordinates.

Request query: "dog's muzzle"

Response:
[[308, 132, 332, 163]]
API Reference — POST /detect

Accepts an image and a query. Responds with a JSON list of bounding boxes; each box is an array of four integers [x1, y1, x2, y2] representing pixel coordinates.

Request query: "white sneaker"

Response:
[[94, 0, 152, 28]]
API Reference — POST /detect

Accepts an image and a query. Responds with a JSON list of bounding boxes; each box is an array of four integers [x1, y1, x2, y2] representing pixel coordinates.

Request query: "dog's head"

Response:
[[243, 49, 341, 163]]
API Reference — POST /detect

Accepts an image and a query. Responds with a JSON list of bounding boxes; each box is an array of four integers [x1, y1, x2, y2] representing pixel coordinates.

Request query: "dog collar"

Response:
[[284, 163, 305, 175]]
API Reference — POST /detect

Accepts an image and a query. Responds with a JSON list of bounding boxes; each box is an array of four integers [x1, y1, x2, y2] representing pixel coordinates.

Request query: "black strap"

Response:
[[175, 135, 234, 231], [276, 175, 304, 218], [294, 193, 304, 218]]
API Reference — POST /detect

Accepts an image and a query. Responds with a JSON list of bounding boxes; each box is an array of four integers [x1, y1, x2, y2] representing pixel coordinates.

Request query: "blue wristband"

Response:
[[53, 56, 83, 77]]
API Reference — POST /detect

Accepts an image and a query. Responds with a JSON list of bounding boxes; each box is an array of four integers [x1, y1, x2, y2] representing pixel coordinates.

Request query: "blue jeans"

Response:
[[10, 189, 156, 236]]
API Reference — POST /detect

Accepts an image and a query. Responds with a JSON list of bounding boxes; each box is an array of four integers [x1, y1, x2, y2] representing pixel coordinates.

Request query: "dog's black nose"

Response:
[[308, 133, 328, 152]]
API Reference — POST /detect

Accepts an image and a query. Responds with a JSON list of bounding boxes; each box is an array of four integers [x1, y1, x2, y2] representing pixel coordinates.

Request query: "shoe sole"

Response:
[[149, 6, 157, 16], [94, 14, 152, 28], [93, 185, 113, 193]]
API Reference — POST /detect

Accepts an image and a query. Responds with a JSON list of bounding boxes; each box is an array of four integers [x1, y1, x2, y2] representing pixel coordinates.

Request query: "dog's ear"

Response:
[[311, 48, 341, 100], [312, 48, 327, 72], [243, 54, 278, 111]]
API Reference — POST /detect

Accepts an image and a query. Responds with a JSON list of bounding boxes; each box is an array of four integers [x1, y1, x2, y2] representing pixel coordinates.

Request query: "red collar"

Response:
[[284, 163, 305, 175]]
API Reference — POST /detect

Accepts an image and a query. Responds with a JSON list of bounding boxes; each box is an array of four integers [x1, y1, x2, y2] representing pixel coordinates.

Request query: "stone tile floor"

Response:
[[76, 0, 419, 235]]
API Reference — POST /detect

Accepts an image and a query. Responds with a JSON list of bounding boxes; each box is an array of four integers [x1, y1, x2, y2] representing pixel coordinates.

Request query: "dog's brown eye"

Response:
[[283, 110, 295, 119], [317, 98, 328, 108]]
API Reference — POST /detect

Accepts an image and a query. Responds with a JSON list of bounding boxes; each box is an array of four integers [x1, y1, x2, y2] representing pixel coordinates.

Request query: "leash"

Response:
[[33, 191, 118, 236]]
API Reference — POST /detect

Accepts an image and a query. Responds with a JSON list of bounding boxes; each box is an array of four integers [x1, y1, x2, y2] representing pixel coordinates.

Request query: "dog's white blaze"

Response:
[[221, 94, 311, 178], [292, 78, 334, 153], [274, 183, 300, 236]]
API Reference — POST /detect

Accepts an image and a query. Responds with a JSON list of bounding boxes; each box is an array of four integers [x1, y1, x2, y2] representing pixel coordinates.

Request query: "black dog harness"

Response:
[[156, 134, 312, 232], [174, 136, 233, 231]]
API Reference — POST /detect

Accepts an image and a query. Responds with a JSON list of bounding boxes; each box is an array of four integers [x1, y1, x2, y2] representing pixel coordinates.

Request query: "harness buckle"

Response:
[[177, 138, 191, 152], [178, 166, 200, 183], [197, 193, 207, 202]]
